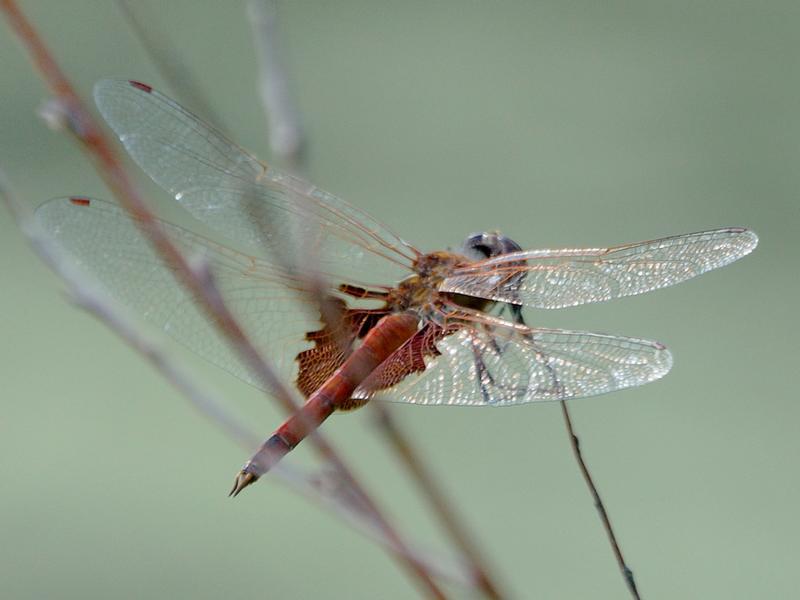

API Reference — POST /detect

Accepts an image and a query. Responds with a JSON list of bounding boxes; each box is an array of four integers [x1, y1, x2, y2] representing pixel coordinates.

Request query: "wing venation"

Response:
[[441, 228, 758, 308], [354, 315, 672, 406], [93, 79, 417, 288]]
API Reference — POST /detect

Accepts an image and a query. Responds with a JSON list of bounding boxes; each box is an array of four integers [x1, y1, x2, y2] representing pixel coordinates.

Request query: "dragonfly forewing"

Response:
[[93, 79, 418, 289], [441, 227, 758, 309]]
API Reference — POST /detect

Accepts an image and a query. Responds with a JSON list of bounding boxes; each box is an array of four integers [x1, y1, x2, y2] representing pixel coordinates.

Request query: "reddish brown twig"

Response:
[[561, 401, 641, 599], [282, 276, 505, 599], [371, 403, 505, 599], [243, 5, 505, 594], [0, 3, 449, 597], [0, 171, 473, 590]]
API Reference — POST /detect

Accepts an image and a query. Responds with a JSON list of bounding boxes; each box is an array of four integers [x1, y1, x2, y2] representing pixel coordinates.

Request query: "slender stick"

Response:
[[246, 0, 306, 171], [560, 401, 641, 600], [0, 172, 472, 590], [371, 403, 505, 599], [244, 5, 505, 596], [115, 0, 228, 131], [0, 3, 449, 597]]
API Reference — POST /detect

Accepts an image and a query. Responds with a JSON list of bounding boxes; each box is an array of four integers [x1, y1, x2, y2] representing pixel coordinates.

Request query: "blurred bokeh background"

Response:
[[1, 1, 798, 598]]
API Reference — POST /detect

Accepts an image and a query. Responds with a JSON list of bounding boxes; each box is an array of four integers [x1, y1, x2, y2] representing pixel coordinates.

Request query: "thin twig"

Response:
[[0, 3, 449, 597], [0, 171, 472, 590], [116, 0, 228, 131], [371, 403, 505, 599], [245, 4, 505, 596], [560, 401, 641, 599], [283, 256, 506, 599], [246, 0, 306, 171]]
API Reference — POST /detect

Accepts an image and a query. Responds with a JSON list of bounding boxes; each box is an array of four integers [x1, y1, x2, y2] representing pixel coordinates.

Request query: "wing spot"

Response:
[[129, 80, 153, 93]]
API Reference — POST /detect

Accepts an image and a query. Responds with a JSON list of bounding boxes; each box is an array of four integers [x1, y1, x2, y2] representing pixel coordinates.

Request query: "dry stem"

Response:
[[371, 403, 505, 599], [116, 0, 229, 131], [0, 172, 472, 590], [244, 4, 506, 595], [0, 2, 449, 596], [246, 0, 306, 172], [561, 401, 641, 599]]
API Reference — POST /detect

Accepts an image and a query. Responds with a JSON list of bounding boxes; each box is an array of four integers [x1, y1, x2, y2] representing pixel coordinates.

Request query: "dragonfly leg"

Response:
[[520, 331, 565, 398], [496, 305, 565, 400], [470, 334, 498, 404], [471, 318, 530, 405], [338, 283, 390, 301]]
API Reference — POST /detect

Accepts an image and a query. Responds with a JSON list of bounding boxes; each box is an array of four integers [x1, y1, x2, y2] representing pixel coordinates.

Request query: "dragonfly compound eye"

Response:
[[462, 231, 523, 259]]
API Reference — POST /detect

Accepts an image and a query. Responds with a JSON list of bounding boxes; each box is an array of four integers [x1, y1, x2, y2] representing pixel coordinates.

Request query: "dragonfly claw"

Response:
[[229, 470, 259, 497]]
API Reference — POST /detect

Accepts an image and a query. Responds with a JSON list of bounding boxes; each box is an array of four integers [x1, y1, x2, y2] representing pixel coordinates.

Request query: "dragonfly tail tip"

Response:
[[229, 470, 259, 497]]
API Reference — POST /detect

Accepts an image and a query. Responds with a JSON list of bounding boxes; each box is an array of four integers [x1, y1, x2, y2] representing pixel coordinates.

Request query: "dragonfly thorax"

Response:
[[389, 235, 524, 319], [388, 251, 468, 314]]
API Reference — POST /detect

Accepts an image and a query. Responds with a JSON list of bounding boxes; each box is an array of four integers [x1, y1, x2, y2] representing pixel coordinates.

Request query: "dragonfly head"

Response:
[[462, 231, 522, 261]]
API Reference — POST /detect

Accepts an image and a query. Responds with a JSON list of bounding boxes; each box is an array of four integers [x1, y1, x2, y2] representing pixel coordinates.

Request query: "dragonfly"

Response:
[[36, 80, 758, 496]]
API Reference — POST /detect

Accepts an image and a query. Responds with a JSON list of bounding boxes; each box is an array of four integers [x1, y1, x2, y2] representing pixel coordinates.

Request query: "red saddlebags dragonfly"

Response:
[[36, 80, 758, 495]]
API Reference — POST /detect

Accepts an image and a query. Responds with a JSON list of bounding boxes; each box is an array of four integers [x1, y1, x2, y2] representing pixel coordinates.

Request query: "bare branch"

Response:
[[246, 0, 306, 171], [0, 3, 449, 596], [561, 401, 641, 599], [371, 403, 506, 599], [116, 0, 228, 131], [245, 4, 506, 596], [0, 168, 472, 591], [1, 175, 260, 451]]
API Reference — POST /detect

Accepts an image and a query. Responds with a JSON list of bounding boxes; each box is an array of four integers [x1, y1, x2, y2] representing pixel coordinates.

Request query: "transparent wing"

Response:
[[441, 228, 758, 309], [355, 314, 672, 406], [36, 196, 328, 391], [93, 79, 418, 288]]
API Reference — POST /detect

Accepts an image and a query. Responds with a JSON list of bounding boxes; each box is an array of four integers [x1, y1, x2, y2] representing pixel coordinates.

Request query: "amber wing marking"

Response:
[[295, 300, 389, 405], [354, 322, 461, 398]]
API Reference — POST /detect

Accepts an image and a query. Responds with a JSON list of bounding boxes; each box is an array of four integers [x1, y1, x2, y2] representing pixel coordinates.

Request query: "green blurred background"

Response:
[[1, 1, 798, 598]]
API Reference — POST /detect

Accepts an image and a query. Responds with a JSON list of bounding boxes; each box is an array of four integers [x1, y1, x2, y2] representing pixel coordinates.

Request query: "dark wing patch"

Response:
[[353, 322, 461, 398], [295, 299, 389, 398]]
